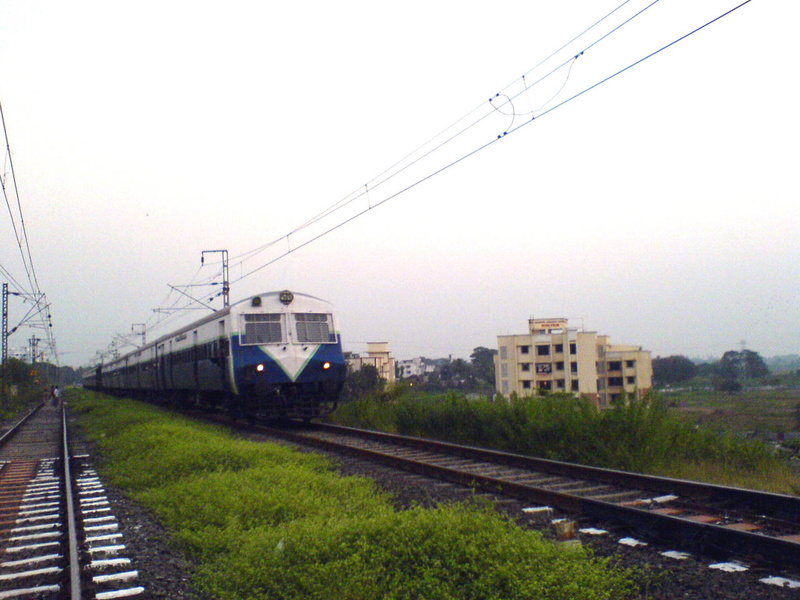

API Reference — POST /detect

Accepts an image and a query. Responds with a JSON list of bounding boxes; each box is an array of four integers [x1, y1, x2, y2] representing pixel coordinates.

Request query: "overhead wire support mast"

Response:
[[201, 249, 229, 308]]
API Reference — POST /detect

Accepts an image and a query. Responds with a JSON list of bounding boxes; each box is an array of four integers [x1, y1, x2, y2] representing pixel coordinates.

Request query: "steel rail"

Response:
[[61, 403, 83, 600], [0, 400, 45, 447], [312, 422, 800, 521], [261, 423, 800, 568]]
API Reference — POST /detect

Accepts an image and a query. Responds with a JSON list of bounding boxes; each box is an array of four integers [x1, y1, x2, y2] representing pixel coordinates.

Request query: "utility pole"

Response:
[[29, 336, 40, 364], [2, 283, 8, 366], [201, 249, 230, 308], [132, 323, 146, 346], [1, 283, 7, 405]]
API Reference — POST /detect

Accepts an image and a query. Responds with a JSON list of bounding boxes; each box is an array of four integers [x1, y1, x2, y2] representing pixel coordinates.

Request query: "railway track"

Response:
[[0, 401, 144, 600], [256, 421, 800, 575]]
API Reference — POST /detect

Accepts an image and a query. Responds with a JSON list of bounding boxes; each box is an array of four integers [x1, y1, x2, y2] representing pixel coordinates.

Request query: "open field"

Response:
[[663, 388, 800, 435]]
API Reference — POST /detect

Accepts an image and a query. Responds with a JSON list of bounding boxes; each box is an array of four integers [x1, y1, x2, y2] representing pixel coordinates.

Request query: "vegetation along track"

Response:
[[257, 421, 800, 572], [0, 401, 144, 600]]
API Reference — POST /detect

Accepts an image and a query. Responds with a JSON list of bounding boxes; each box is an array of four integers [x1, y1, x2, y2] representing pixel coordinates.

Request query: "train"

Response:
[[82, 290, 348, 420]]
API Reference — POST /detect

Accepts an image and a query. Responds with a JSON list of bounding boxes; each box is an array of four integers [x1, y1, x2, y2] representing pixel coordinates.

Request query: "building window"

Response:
[[522, 381, 532, 389], [501, 364, 508, 378], [626, 360, 635, 368], [500, 346, 508, 360], [536, 345, 550, 356], [554, 343, 564, 353], [502, 381, 509, 394], [555, 361, 564, 371], [520, 345, 530, 354], [571, 379, 579, 391], [521, 363, 531, 372], [569, 343, 577, 355], [536, 363, 552, 374], [608, 376, 624, 387], [627, 376, 635, 385], [538, 381, 552, 391], [556, 379, 565, 389], [608, 361, 622, 372], [570, 361, 578, 374]]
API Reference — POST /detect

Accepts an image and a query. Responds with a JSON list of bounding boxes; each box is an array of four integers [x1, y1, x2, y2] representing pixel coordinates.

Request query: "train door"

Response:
[[219, 319, 231, 391], [167, 340, 174, 388], [158, 343, 166, 390], [193, 330, 199, 390]]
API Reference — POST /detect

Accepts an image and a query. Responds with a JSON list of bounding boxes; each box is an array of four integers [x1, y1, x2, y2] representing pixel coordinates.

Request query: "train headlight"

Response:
[[256, 364, 265, 372], [323, 362, 331, 370]]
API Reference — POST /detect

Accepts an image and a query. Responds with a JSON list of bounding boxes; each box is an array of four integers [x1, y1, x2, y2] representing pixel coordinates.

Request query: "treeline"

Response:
[[417, 346, 497, 393], [653, 350, 776, 392], [342, 347, 497, 402], [1, 358, 83, 389]]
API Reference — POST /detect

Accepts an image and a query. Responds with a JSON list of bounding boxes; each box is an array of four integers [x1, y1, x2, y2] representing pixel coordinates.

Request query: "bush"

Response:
[[332, 391, 798, 493]]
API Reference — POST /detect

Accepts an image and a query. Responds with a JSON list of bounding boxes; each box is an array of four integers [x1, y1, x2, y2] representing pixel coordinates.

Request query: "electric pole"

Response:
[[132, 323, 146, 346], [1, 283, 7, 405], [201, 249, 230, 308], [2, 283, 8, 366]]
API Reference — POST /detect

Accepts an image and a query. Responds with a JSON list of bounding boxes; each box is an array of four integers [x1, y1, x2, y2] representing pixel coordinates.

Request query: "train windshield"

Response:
[[242, 313, 284, 344], [294, 313, 336, 343]]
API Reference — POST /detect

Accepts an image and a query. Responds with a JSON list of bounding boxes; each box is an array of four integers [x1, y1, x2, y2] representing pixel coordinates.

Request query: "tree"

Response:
[[341, 365, 384, 402], [470, 347, 497, 386], [719, 351, 741, 380], [742, 350, 770, 378], [652, 355, 697, 386], [718, 350, 770, 381], [425, 359, 477, 392], [713, 377, 742, 393], [2, 358, 33, 384]]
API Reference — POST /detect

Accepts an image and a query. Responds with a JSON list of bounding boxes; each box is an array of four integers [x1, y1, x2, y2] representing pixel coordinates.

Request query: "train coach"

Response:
[[83, 290, 347, 420]]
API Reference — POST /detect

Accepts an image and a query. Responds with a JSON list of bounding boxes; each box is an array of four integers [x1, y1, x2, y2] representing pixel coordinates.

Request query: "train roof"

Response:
[[96, 290, 333, 368]]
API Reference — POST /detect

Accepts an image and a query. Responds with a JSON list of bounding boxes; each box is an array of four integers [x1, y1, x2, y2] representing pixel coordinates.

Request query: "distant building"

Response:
[[397, 357, 437, 379], [495, 318, 652, 406], [346, 342, 396, 384]]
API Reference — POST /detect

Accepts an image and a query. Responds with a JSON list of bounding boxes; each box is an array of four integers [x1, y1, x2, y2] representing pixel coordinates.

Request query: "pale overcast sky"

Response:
[[1, 0, 798, 367]]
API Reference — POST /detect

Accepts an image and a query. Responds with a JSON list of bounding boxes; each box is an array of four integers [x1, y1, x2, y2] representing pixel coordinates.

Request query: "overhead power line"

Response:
[[0, 101, 39, 295], [228, 0, 753, 285], [1, 101, 59, 367]]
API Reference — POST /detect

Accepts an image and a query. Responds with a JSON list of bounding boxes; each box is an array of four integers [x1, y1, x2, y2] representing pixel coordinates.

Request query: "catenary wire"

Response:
[[231, 0, 752, 285], [227, 0, 648, 269]]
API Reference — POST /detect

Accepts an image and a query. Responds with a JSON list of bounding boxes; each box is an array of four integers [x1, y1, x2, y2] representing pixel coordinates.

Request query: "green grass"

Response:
[[664, 388, 800, 434], [0, 384, 46, 419], [68, 389, 644, 600], [332, 391, 800, 494]]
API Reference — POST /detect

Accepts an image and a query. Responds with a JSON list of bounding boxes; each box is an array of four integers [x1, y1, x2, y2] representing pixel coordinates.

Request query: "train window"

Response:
[[294, 313, 335, 343], [242, 314, 283, 344]]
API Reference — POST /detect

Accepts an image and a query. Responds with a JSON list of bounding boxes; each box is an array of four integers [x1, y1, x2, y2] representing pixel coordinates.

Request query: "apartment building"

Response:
[[397, 357, 437, 379], [346, 342, 396, 384], [495, 318, 652, 407]]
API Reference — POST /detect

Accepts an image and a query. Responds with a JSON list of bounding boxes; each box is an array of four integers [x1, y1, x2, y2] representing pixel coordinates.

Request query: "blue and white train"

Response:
[[83, 290, 347, 420]]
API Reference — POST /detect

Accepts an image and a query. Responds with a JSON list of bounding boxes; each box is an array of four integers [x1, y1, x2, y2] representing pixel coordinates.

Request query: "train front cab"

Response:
[[231, 293, 347, 420]]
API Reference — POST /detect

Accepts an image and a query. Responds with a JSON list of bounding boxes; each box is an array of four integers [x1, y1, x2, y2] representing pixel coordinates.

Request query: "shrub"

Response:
[[332, 391, 798, 493]]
